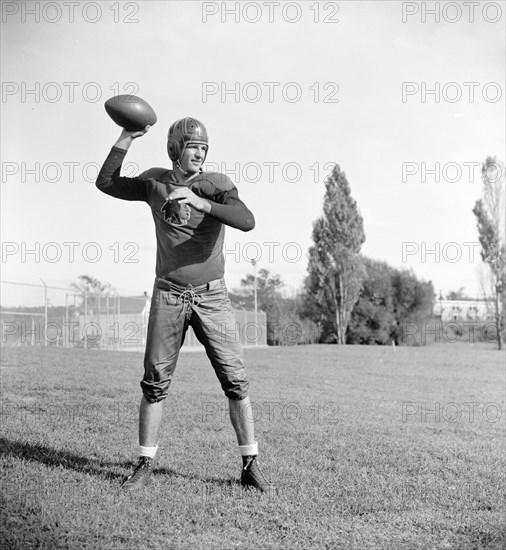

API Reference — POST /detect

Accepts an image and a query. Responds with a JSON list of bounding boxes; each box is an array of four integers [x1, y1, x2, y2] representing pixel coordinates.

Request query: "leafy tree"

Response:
[[229, 269, 283, 319], [347, 258, 396, 344], [305, 165, 365, 344], [70, 275, 112, 321], [446, 287, 472, 300], [229, 268, 284, 345], [299, 274, 336, 343], [229, 269, 319, 345], [237, 269, 284, 309], [391, 269, 435, 345], [346, 259, 434, 346], [472, 157, 506, 349]]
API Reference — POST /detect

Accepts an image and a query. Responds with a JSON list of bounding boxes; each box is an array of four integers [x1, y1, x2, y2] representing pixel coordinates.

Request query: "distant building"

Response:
[[433, 299, 495, 322]]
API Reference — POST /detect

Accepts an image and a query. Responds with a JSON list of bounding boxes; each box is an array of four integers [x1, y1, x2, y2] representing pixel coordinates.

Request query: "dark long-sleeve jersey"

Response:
[[96, 147, 255, 286]]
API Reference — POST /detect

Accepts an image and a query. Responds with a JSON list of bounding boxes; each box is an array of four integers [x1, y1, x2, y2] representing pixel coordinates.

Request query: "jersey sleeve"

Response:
[[95, 147, 151, 202], [193, 173, 255, 231], [209, 187, 255, 231]]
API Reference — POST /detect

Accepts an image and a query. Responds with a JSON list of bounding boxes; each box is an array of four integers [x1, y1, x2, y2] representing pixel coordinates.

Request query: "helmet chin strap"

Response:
[[175, 159, 191, 177], [175, 159, 203, 178]]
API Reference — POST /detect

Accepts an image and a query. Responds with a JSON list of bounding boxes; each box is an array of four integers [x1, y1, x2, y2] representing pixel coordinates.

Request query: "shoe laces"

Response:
[[132, 457, 152, 476], [243, 456, 267, 477], [243, 456, 256, 471]]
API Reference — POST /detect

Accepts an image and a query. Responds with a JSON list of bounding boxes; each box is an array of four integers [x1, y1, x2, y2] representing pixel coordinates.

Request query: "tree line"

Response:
[[230, 159, 504, 348]]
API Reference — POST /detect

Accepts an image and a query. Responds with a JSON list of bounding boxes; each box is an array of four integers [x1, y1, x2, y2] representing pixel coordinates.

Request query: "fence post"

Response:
[[40, 278, 48, 347], [84, 290, 88, 350], [117, 292, 121, 350]]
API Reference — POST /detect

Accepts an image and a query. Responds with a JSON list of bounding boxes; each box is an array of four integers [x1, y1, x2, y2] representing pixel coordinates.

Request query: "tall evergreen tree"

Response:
[[305, 165, 365, 344], [472, 157, 505, 349]]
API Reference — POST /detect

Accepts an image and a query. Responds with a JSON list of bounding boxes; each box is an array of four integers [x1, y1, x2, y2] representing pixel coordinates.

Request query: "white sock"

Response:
[[239, 441, 258, 457], [139, 445, 158, 459]]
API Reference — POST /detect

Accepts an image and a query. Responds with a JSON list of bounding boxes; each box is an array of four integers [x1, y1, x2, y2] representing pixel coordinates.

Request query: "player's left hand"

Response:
[[168, 187, 211, 213]]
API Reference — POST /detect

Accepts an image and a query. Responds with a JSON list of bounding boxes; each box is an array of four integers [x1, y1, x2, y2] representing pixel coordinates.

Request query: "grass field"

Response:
[[1, 343, 504, 549]]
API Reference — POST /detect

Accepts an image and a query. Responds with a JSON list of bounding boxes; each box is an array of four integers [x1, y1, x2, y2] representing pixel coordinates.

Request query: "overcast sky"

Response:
[[1, 0, 505, 306]]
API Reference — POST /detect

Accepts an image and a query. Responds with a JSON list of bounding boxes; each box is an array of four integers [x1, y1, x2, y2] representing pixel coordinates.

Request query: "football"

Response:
[[104, 94, 157, 131]]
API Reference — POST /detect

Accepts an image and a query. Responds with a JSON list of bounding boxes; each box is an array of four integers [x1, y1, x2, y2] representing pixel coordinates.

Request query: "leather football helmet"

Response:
[[167, 117, 209, 162]]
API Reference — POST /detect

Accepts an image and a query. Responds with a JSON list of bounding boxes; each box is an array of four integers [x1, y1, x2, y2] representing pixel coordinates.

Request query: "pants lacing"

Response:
[[176, 287, 202, 320]]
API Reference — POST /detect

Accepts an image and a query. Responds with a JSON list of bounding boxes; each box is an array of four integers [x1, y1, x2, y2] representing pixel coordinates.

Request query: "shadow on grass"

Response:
[[0, 437, 239, 487]]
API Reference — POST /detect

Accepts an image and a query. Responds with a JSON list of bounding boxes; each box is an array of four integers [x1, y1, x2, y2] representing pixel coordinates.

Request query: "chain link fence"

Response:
[[1, 281, 267, 351]]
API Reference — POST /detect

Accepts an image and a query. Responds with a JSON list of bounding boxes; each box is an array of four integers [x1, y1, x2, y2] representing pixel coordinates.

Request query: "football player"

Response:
[[96, 118, 272, 492]]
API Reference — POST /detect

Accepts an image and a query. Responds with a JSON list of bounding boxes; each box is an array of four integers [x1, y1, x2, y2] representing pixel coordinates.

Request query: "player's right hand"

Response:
[[119, 125, 151, 140]]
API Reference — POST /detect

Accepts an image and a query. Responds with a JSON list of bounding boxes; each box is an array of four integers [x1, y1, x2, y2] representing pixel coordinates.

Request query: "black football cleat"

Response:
[[240, 455, 274, 493], [121, 457, 153, 490]]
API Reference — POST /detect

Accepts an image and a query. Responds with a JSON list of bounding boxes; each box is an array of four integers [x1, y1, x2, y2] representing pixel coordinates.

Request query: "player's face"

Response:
[[180, 143, 208, 174]]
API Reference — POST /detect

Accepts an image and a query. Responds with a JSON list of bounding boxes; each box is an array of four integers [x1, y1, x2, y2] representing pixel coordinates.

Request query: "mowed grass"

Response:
[[0, 343, 504, 550]]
